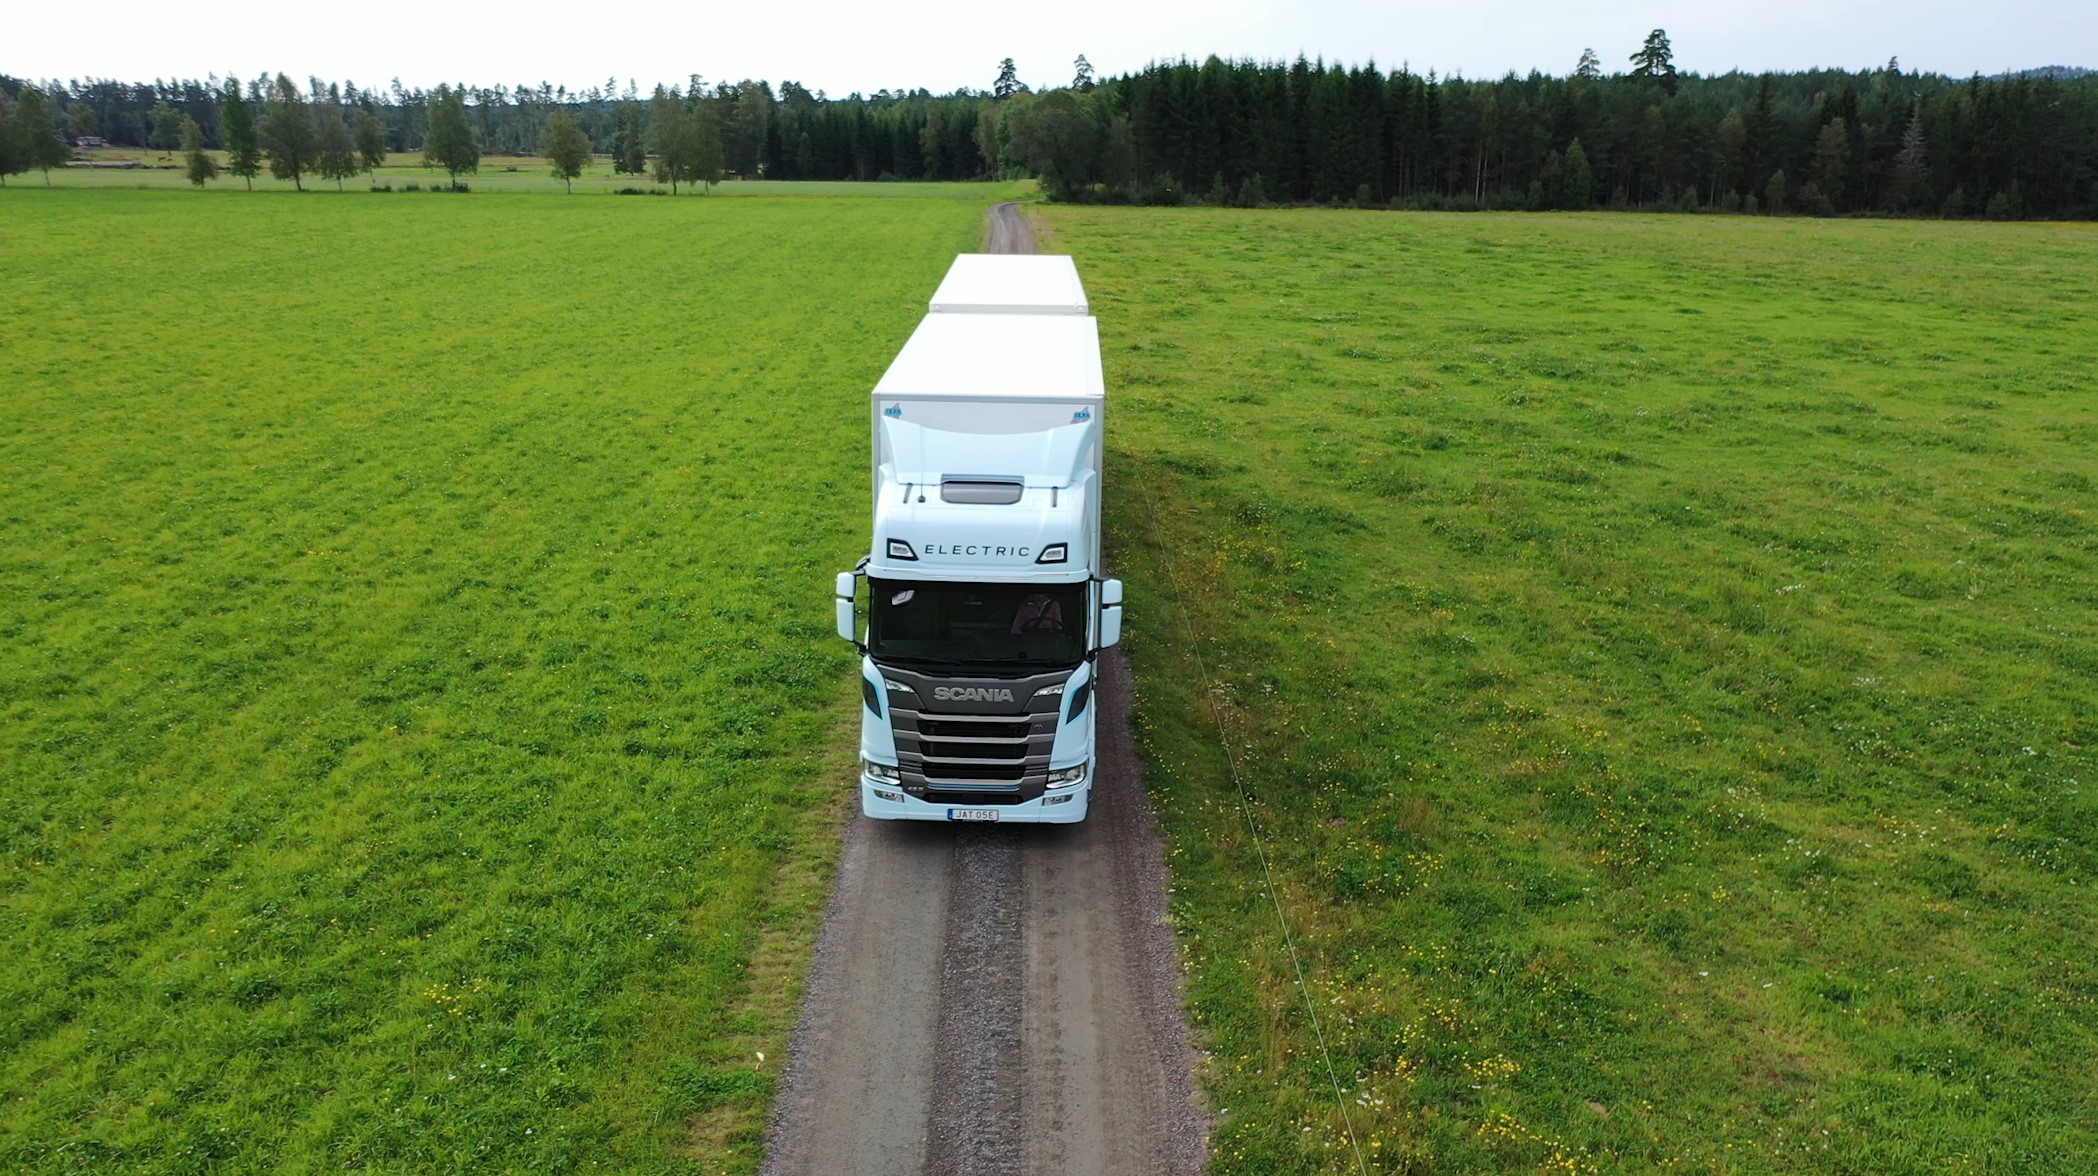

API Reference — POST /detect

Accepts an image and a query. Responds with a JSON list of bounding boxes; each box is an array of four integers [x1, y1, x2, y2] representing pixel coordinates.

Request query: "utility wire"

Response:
[[1132, 468, 1370, 1176]]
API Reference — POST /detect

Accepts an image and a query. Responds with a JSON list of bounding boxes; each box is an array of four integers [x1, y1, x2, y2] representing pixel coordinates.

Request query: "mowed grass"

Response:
[[0, 190, 979, 1170], [1039, 207, 2098, 1172], [29, 152, 1035, 199]]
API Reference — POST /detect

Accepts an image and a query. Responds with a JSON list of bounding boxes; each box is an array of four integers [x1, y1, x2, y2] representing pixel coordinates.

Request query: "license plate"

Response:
[[948, 808, 1000, 822]]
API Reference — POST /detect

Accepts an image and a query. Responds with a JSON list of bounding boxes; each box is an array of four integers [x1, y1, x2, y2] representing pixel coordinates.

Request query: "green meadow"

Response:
[[0, 189, 985, 1171], [8, 183, 2097, 1175], [1041, 206, 2098, 1172]]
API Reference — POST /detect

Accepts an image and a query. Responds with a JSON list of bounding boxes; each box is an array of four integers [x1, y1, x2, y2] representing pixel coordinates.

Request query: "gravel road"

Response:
[[986, 200, 1039, 255], [760, 203, 1206, 1176]]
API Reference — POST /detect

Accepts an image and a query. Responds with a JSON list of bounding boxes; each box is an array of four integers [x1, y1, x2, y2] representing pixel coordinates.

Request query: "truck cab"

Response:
[[835, 256, 1118, 824]]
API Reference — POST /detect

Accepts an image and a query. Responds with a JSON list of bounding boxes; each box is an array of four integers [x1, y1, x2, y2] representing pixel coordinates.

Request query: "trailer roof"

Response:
[[928, 254, 1090, 315], [875, 313, 1104, 400]]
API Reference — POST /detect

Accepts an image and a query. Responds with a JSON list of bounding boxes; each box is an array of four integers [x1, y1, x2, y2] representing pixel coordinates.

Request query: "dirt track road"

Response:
[[986, 200, 1039, 255], [761, 204, 1205, 1176]]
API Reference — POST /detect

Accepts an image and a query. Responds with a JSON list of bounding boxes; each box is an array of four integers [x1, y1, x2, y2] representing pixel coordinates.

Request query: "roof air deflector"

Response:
[[940, 477, 1025, 505]]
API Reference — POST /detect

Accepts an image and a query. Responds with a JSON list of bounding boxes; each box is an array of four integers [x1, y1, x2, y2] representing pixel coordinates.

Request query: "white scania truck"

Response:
[[833, 254, 1121, 824]]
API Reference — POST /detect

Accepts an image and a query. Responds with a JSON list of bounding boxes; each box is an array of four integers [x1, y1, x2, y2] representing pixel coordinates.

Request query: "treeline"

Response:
[[0, 70, 1006, 186], [5, 37, 2097, 216], [1021, 38, 2098, 217]]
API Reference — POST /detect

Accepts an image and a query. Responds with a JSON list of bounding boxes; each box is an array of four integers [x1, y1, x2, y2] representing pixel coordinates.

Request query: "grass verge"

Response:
[[0, 189, 979, 1171], [1042, 206, 2098, 1172]]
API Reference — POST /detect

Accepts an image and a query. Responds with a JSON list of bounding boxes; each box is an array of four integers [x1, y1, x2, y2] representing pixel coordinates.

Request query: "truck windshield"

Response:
[[869, 579, 1087, 669]]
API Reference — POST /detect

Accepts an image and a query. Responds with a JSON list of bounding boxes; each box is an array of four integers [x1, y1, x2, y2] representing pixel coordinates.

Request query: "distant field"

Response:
[[1041, 207, 2098, 1172], [0, 190, 980, 1171], [24, 150, 1033, 199]]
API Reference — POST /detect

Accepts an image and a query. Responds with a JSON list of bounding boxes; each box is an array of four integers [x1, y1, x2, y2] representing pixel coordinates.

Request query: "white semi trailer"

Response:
[[834, 254, 1120, 823]]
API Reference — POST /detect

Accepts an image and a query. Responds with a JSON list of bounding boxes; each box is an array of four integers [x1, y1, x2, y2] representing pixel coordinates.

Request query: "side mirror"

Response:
[[1101, 578, 1123, 607], [1098, 605, 1123, 649], [834, 572, 858, 644]]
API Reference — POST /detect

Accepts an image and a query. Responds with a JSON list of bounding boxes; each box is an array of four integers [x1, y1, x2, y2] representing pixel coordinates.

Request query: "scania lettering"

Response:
[[934, 687, 1017, 703], [833, 253, 1118, 824]]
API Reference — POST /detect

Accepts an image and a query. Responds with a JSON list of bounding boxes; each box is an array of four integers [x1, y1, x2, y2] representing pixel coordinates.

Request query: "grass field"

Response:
[[1037, 206, 2098, 1172], [10, 183, 2097, 1174], [0, 189, 983, 1171], [19, 150, 1034, 199]]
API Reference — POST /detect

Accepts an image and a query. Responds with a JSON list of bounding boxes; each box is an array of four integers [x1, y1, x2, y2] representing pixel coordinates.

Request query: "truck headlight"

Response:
[[1046, 763, 1087, 788], [863, 760, 901, 783]]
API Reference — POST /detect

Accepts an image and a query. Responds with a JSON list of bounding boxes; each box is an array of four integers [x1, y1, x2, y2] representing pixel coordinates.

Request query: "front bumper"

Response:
[[860, 776, 1090, 824]]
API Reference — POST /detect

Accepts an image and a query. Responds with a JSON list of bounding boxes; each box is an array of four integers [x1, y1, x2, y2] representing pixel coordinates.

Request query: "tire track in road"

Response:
[[762, 199, 1204, 1176], [926, 829, 1028, 1176], [987, 200, 1039, 255]]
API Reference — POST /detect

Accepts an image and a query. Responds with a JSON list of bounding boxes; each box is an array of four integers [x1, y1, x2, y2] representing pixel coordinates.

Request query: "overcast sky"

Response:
[[9, 0, 2092, 96]]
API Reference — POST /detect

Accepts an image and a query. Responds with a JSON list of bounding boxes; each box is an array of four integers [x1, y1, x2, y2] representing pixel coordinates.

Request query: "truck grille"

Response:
[[872, 666, 1074, 800], [877, 668, 1072, 800], [898, 711, 1041, 785]]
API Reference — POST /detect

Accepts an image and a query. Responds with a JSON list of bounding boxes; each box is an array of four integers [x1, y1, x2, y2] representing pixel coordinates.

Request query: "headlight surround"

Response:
[[863, 759, 901, 783], [1046, 763, 1087, 788]]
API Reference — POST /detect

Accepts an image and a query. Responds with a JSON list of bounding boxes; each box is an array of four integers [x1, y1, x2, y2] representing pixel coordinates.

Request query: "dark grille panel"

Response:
[[925, 788, 1031, 806], [922, 739, 1027, 760], [921, 761, 1025, 782], [919, 717, 1030, 739]]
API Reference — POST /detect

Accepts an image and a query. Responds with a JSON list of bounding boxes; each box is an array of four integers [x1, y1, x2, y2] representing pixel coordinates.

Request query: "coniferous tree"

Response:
[[611, 100, 646, 174], [1629, 30, 1678, 96], [1985, 179, 2024, 220], [260, 74, 317, 190], [1764, 168, 1788, 213], [720, 80, 773, 177], [1635, 104, 1668, 203], [221, 79, 261, 189], [1563, 138, 1594, 208], [649, 85, 688, 192], [1889, 103, 1929, 210], [1743, 76, 1777, 196], [688, 95, 723, 192], [422, 84, 480, 187], [1715, 112, 1747, 197], [542, 110, 591, 192], [181, 115, 219, 186], [1073, 56, 1096, 92], [1575, 49, 1602, 80], [1810, 120, 1851, 207], [315, 99, 358, 191], [994, 59, 1023, 99], [354, 108, 387, 186]]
